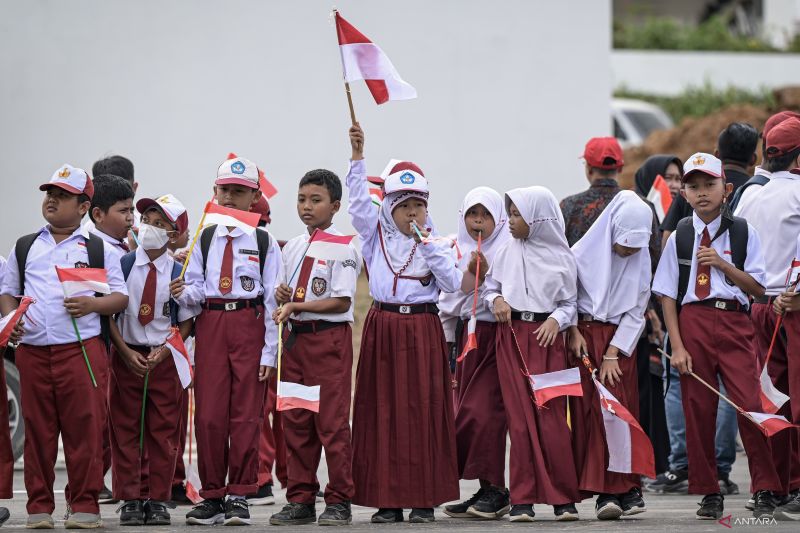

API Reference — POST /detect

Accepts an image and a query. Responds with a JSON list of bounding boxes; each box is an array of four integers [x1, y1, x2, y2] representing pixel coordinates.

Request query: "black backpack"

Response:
[[120, 251, 182, 326], [15, 231, 110, 347], [674, 213, 748, 310], [727, 174, 770, 212]]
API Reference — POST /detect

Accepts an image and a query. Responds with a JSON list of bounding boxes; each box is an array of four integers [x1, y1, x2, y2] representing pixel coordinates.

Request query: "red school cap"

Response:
[[583, 137, 624, 170]]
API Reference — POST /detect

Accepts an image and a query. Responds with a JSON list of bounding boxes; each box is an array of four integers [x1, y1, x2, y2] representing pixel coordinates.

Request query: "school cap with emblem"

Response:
[[682, 152, 723, 182], [382, 160, 429, 195], [583, 137, 624, 170], [39, 164, 94, 199], [763, 111, 800, 139], [136, 194, 189, 234], [765, 117, 800, 160], [216, 157, 260, 189]]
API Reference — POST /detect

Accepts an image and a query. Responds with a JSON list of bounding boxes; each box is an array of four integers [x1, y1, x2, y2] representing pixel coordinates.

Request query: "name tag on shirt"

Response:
[[239, 249, 259, 255]]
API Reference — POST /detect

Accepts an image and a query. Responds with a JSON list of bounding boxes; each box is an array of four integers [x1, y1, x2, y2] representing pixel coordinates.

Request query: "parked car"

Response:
[[4, 351, 24, 462], [613, 98, 674, 148]]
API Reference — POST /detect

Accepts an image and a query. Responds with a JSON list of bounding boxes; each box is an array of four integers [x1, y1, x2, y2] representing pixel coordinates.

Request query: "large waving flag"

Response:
[[529, 367, 583, 407], [647, 174, 673, 223], [594, 379, 656, 478], [165, 329, 193, 389], [305, 230, 355, 261], [227, 152, 278, 199], [0, 296, 34, 347], [748, 412, 797, 437], [335, 11, 417, 104], [55, 267, 110, 296], [277, 381, 320, 413], [759, 366, 789, 414], [203, 202, 261, 233]]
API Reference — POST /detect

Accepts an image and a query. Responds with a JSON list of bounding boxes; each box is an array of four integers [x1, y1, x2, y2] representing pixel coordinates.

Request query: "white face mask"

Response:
[[138, 223, 170, 250]]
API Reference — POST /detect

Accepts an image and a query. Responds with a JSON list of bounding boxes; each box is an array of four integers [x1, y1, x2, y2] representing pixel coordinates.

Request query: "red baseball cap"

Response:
[[583, 137, 624, 170], [367, 175, 384, 185], [765, 118, 800, 159], [40, 164, 94, 199], [763, 111, 800, 139], [250, 196, 271, 224]]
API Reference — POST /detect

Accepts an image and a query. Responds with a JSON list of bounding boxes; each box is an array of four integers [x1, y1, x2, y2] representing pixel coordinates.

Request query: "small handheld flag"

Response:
[[202, 202, 261, 233], [305, 230, 355, 262], [0, 296, 34, 348], [165, 328, 193, 389], [457, 232, 482, 362], [529, 367, 583, 407], [55, 267, 110, 296], [647, 174, 673, 224]]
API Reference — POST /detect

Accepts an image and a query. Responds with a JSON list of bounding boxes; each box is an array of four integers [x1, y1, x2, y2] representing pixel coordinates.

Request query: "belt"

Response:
[[202, 298, 263, 312], [578, 314, 612, 324], [372, 301, 439, 315], [125, 344, 156, 352], [289, 320, 345, 335], [753, 295, 777, 305], [687, 298, 746, 313], [510, 311, 552, 322]]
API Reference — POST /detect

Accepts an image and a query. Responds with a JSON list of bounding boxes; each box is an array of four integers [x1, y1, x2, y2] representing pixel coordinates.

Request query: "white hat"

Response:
[[136, 194, 189, 234], [382, 160, 429, 195], [682, 152, 723, 181], [39, 164, 94, 199], [216, 157, 259, 189]]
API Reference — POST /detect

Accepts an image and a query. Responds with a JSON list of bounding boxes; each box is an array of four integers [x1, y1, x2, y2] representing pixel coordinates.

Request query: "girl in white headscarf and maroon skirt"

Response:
[[345, 125, 478, 524], [567, 190, 653, 520], [483, 186, 581, 522]]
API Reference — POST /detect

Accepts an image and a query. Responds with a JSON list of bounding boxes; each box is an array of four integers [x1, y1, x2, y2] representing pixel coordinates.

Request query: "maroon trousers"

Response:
[[172, 388, 188, 487], [569, 321, 639, 497], [194, 304, 266, 499], [109, 345, 183, 502], [282, 322, 354, 504], [352, 308, 459, 508], [16, 337, 108, 514], [679, 304, 783, 495], [0, 357, 13, 499], [454, 320, 507, 487], [495, 320, 579, 505], [751, 303, 800, 493], [257, 375, 287, 488]]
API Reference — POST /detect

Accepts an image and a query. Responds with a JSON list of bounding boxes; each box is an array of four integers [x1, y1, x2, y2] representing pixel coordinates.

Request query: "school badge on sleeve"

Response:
[[311, 277, 327, 296], [240, 275, 255, 292]]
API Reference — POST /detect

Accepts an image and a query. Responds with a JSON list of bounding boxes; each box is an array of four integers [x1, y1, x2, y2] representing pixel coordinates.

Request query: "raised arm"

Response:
[[345, 123, 378, 243]]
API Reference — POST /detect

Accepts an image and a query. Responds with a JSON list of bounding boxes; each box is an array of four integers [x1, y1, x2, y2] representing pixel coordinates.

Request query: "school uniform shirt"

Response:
[[652, 212, 765, 307], [732, 166, 771, 217], [281, 227, 361, 323], [734, 170, 800, 295], [178, 225, 282, 367], [0, 225, 128, 346], [0, 255, 6, 284], [117, 247, 200, 347], [346, 159, 463, 304], [91, 228, 130, 258]]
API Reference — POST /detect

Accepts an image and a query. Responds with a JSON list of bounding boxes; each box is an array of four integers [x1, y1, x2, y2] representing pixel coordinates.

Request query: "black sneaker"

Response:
[[171, 483, 192, 506], [370, 508, 403, 524], [508, 504, 535, 522], [596, 494, 622, 520], [718, 473, 740, 496], [246, 483, 275, 506], [650, 469, 688, 494], [270, 502, 317, 526], [144, 500, 173, 526], [775, 491, 800, 521], [186, 498, 225, 526], [696, 493, 724, 520], [553, 503, 579, 521], [318, 501, 352, 526], [752, 490, 777, 519], [0, 507, 10, 527], [619, 487, 646, 516], [224, 498, 251, 526], [466, 487, 510, 519], [409, 508, 435, 523], [99, 483, 119, 504], [443, 489, 485, 518], [117, 500, 145, 526]]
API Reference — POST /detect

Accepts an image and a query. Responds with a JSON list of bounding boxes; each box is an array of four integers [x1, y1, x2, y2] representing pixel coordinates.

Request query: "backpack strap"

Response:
[[201, 224, 271, 273], [675, 217, 695, 309], [120, 251, 136, 281], [170, 260, 182, 327], [15, 231, 43, 294], [728, 174, 770, 212], [85, 234, 111, 349], [200, 225, 217, 275], [255, 228, 271, 273]]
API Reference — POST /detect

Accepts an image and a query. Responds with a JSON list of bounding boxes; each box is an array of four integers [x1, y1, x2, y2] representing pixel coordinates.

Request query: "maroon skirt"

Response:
[[351, 307, 459, 508], [568, 321, 640, 497], [454, 320, 506, 486]]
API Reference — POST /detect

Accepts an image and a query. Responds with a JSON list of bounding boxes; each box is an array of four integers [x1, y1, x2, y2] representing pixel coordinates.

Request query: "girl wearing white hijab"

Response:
[[345, 125, 469, 524], [567, 190, 653, 520], [482, 186, 580, 522], [439, 187, 512, 520]]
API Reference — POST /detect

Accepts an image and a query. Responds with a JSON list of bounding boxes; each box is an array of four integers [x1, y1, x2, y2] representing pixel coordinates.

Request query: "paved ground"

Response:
[[1, 450, 797, 532]]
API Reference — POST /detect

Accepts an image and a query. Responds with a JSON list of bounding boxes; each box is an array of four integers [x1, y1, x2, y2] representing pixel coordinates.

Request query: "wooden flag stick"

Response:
[[139, 369, 150, 453], [344, 82, 357, 126], [471, 232, 483, 313], [178, 195, 215, 280], [276, 320, 284, 399]]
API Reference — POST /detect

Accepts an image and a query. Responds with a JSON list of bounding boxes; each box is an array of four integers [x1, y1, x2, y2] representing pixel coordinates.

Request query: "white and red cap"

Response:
[[40, 164, 94, 199], [382, 160, 429, 196], [216, 157, 259, 189], [136, 194, 189, 234], [682, 152, 723, 181]]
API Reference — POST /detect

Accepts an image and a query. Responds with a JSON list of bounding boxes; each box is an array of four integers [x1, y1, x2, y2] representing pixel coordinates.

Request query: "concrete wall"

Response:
[[0, 0, 612, 252]]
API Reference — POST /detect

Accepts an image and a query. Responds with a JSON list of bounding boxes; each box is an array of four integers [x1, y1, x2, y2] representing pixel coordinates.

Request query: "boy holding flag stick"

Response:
[[0, 165, 128, 529]]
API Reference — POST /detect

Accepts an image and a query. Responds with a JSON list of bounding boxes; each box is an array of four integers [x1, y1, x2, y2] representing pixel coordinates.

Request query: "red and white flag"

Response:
[[647, 174, 673, 223], [369, 185, 383, 207], [0, 296, 34, 348], [227, 152, 278, 199], [55, 266, 110, 296], [789, 258, 800, 286], [185, 462, 202, 504], [165, 329, 193, 389], [759, 366, 789, 414], [306, 230, 355, 262], [203, 202, 261, 233], [335, 11, 417, 104], [594, 379, 656, 478], [747, 411, 797, 437], [277, 381, 320, 413], [457, 316, 478, 362], [529, 367, 583, 407]]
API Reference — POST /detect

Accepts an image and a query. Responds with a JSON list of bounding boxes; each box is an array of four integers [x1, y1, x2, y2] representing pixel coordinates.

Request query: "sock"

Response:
[[229, 495, 245, 501]]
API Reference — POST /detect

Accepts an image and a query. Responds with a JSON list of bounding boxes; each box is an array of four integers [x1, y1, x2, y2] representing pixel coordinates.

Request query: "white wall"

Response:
[[0, 0, 611, 253], [612, 49, 800, 96]]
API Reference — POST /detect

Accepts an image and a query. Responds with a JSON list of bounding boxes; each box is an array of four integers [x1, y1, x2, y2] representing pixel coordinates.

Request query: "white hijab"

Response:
[[572, 190, 652, 321], [490, 186, 577, 310], [378, 190, 437, 278]]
